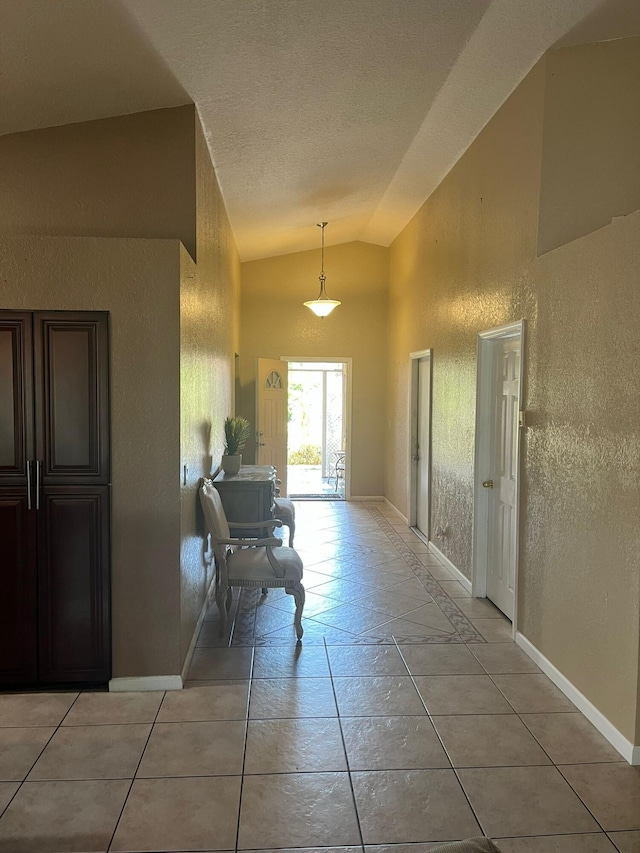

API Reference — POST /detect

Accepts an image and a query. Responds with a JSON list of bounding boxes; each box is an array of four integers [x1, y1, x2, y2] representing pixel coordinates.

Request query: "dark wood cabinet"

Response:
[[0, 491, 38, 684], [212, 465, 277, 536], [0, 311, 111, 687]]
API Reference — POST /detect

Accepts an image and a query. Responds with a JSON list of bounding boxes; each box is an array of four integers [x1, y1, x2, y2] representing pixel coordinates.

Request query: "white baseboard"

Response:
[[516, 632, 638, 765], [109, 675, 183, 692], [180, 571, 217, 683], [383, 498, 409, 524], [350, 495, 385, 502], [427, 541, 473, 593]]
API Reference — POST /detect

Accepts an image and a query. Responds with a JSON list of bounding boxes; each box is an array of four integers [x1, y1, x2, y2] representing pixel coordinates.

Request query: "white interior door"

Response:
[[256, 358, 288, 495], [416, 356, 431, 538], [485, 337, 521, 619]]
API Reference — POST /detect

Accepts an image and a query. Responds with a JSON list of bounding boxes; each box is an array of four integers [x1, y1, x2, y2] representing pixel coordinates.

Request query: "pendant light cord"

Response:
[[319, 221, 327, 280], [318, 222, 327, 284]]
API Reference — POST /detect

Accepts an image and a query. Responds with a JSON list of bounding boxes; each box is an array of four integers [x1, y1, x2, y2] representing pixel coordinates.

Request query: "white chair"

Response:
[[200, 478, 305, 640], [273, 496, 296, 547], [333, 450, 346, 491]]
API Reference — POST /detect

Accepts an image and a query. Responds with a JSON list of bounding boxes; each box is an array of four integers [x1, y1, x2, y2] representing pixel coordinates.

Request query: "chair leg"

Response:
[[276, 516, 294, 547], [286, 582, 305, 641], [216, 584, 229, 637]]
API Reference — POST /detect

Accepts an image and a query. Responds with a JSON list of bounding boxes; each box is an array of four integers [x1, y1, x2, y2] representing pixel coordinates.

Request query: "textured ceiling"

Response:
[[2, 0, 639, 259]]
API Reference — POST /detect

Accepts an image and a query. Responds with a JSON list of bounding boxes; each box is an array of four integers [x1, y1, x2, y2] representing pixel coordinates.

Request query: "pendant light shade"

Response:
[[303, 222, 341, 317]]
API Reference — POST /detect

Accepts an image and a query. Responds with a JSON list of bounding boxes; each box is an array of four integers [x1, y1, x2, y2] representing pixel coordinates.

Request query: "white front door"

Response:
[[256, 358, 288, 495], [485, 337, 521, 619], [416, 356, 431, 538]]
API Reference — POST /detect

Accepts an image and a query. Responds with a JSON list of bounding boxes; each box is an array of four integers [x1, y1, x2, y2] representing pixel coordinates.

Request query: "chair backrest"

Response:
[[200, 479, 232, 565]]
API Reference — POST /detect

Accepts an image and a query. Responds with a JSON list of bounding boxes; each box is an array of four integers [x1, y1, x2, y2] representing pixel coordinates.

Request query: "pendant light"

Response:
[[303, 222, 341, 317]]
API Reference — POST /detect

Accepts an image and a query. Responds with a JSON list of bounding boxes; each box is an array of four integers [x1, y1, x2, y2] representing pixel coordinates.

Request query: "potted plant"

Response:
[[221, 416, 251, 475]]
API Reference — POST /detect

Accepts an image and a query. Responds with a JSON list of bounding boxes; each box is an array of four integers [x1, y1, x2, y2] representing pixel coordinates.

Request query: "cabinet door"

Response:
[[0, 314, 37, 685], [37, 486, 111, 683], [0, 492, 38, 683], [34, 313, 110, 485], [0, 313, 33, 486]]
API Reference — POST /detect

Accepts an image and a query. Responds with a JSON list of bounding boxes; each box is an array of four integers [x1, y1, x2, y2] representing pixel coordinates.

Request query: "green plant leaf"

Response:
[[223, 416, 251, 455]]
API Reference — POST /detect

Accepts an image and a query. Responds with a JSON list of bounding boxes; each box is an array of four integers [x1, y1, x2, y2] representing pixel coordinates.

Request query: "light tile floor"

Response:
[[0, 501, 639, 852]]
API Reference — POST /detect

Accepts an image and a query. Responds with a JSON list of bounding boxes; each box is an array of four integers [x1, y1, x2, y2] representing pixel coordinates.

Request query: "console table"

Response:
[[212, 465, 277, 537]]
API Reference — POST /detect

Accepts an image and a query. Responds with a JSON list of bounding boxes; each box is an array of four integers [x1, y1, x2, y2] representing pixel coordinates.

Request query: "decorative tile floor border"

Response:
[[366, 505, 484, 644], [229, 587, 258, 646], [229, 503, 485, 646]]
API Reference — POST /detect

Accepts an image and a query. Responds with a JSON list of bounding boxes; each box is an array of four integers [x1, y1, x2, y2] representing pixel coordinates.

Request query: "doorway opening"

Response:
[[284, 359, 350, 500], [408, 349, 432, 541]]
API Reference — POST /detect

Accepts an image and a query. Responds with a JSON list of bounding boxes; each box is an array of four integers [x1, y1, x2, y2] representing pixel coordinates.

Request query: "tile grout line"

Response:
[[392, 637, 490, 839], [607, 830, 636, 853], [106, 690, 166, 852], [234, 645, 256, 853], [324, 638, 366, 853], [0, 686, 89, 823], [542, 763, 613, 837], [23, 695, 78, 777], [394, 639, 616, 840]]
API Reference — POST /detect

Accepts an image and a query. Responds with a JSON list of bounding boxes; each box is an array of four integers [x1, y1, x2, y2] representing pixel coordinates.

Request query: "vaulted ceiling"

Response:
[[2, 0, 639, 259]]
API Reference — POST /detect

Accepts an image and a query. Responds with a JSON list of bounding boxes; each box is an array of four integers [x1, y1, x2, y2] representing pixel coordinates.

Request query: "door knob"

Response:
[[482, 480, 494, 488], [412, 455, 419, 461]]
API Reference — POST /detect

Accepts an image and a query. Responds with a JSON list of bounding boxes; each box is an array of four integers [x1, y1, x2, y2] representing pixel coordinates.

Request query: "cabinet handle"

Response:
[[26, 460, 32, 510], [36, 459, 41, 510]]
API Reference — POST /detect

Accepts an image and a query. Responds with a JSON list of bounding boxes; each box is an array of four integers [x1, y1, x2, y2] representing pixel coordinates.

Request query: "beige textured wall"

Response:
[[0, 237, 183, 678], [0, 106, 197, 258], [387, 47, 640, 741], [179, 118, 241, 664], [0, 105, 239, 680], [538, 38, 640, 255], [387, 61, 544, 568], [240, 242, 388, 497], [528, 209, 640, 744]]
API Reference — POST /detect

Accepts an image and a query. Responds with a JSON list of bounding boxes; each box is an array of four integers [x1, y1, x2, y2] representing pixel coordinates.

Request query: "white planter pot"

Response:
[[221, 454, 242, 475]]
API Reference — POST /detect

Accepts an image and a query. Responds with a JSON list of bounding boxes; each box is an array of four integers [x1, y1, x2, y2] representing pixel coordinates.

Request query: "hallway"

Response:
[[0, 501, 638, 852]]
